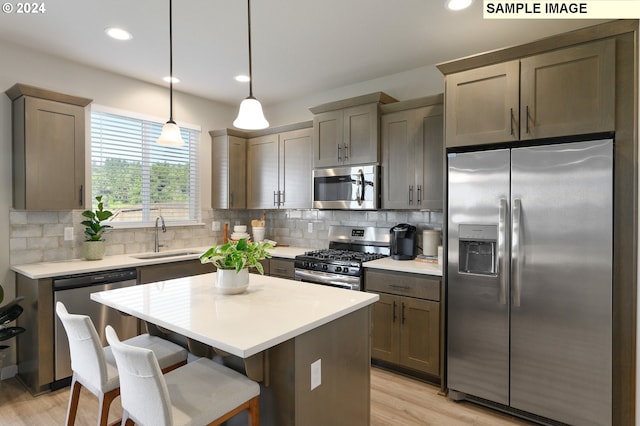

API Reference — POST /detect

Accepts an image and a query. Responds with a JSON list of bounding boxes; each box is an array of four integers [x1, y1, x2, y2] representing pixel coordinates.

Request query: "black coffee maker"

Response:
[[389, 224, 417, 260]]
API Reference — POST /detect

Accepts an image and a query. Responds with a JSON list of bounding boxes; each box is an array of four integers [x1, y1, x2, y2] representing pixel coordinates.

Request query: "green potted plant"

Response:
[[81, 195, 114, 260], [200, 238, 273, 294]]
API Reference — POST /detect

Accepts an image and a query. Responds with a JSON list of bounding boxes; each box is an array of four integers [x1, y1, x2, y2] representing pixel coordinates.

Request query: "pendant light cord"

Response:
[[247, 0, 254, 98], [169, 0, 175, 122]]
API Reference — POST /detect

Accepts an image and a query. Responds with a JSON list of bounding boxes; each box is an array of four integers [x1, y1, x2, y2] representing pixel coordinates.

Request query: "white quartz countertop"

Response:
[[91, 273, 378, 358], [364, 257, 443, 276], [11, 245, 443, 279], [11, 245, 310, 279]]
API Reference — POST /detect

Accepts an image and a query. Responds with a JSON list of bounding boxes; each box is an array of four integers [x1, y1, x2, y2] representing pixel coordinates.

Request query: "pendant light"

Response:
[[233, 0, 269, 130], [157, 0, 185, 146]]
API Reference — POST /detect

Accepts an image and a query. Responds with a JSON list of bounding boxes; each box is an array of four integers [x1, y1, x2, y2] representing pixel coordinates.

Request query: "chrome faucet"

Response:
[[154, 215, 166, 252]]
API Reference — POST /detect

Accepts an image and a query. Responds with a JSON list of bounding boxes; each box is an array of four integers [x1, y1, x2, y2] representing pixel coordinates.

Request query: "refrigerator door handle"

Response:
[[511, 198, 522, 307], [498, 198, 508, 305]]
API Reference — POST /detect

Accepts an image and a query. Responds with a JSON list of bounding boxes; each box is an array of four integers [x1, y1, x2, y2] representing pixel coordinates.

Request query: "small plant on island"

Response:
[[200, 238, 273, 275]]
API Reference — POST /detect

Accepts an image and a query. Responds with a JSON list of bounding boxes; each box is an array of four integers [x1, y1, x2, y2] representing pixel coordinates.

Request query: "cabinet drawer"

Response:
[[365, 269, 440, 301], [269, 258, 295, 279]]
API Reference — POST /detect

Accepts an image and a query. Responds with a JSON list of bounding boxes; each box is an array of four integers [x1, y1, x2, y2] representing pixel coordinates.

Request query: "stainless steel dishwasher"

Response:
[[53, 268, 138, 382]]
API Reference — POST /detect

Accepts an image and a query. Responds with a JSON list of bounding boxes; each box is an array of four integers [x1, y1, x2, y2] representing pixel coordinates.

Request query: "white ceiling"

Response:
[[0, 0, 608, 106]]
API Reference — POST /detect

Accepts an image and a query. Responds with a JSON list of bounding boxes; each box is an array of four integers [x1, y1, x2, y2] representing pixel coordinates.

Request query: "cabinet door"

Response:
[[417, 106, 444, 210], [313, 110, 342, 167], [344, 103, 379, 165], [371, 292, 399, 363], [399, 296, 440, 376], [247, 134, 279, 209], [211, 135, 246, 209], [445, 61, 520, 147], [279, 128, 312, 209], [520, 38, 615, 139], [381, 110, 418, 209], [228, 136, 247, 208], [19, 97, 85, 209]]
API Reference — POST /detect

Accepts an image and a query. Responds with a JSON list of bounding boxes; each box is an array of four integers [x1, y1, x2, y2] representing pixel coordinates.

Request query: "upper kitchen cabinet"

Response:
[[381, 95, 444, 210], [6, 84, 91, 210], [310, 92, 397, 167], [210, 129, 247, 209], [443, 38, 615, 147], [247, 123, 313, 209]]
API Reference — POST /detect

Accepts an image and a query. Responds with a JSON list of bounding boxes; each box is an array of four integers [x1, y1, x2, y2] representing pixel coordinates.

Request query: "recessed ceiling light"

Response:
[[105, 27, 133, 41], [235, 75, 250, 83], [163, 76, 180, 84], [446, 0, 473, 11]]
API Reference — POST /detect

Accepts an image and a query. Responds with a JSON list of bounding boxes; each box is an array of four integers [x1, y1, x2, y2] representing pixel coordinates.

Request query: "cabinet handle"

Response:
[[408, 185, 413, 205], [525, 105, 530, 134], [417, 185, 422, 205], [79, 184, 83, 206], [278, 191, 284, 207], [401, 302, 406, 324], [509, 108, 514, 136], [230, 191, 234, 208], [337, 144, 342, 162], [392, 300, 397, 323], [273, 191, 278, 207], [343, 143, 349, 160]]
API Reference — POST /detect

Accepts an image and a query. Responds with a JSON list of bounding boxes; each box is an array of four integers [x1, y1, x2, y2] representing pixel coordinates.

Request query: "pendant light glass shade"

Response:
[[157, 120, 185, 146], [234, 0, 269, 130], [156, 0, 185, 146], [234, 96, 269, 130]]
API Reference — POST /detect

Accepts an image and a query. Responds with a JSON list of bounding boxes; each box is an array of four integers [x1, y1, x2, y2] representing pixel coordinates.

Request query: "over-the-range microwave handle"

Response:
[[355, 169, 365, 205], [511, 198, 522, 307], [498, 198, 508, 305]]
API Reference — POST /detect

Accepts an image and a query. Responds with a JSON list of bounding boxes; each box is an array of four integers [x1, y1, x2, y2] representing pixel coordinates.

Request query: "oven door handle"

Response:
[[294, 269, 360, 290]]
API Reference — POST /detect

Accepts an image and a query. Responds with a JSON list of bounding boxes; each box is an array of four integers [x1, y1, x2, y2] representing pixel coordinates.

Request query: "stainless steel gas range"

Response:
[[294, 226, 390, 291]]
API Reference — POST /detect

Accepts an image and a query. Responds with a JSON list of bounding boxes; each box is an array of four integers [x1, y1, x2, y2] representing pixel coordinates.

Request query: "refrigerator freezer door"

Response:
[[447, 149, 510, 405], [509, 139, 612, 425]]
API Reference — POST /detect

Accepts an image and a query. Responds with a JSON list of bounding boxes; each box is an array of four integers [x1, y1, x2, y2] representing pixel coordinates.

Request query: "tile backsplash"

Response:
[[9, 208, 442, 265]]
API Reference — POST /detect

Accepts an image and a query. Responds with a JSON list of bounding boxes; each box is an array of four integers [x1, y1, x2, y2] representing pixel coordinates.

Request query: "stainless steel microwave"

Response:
[[313, 165, 380, 210]]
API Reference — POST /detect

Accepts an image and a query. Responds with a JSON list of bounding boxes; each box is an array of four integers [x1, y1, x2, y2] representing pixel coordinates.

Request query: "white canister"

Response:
[[253, 227, 265, 242], [422, 230, 440, 256]]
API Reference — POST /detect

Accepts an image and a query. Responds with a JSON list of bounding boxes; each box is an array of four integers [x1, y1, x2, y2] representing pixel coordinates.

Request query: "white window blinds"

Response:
[[90, 107, 200, 225]]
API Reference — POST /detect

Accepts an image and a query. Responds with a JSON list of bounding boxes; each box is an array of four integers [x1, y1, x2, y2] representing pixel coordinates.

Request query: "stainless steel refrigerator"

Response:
[[447, 138, 612, 426]]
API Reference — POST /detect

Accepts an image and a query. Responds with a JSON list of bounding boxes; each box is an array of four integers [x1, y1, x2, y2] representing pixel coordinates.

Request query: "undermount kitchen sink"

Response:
[[131, 250, 202, 260]]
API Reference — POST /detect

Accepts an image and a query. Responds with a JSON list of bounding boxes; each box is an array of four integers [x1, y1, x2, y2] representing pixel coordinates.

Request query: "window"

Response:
[[90, 106, 200, 226]]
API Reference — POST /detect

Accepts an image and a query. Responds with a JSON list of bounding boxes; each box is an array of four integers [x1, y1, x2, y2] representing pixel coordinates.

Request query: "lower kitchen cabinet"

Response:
[[365, 269, 441, 379], [269, 258, 295, 279], [137, 259, 215, 284]]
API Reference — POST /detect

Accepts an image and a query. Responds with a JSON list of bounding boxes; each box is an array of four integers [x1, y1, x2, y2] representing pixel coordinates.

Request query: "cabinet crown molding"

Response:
[[5, 83, 92, 107], [209, 120, 312, 139], [436, 19, 636, 75], [309, 92, 398, 114]]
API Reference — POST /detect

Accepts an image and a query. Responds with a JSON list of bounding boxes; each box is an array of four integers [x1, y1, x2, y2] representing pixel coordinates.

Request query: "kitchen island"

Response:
[[91, 272, 378, 426]]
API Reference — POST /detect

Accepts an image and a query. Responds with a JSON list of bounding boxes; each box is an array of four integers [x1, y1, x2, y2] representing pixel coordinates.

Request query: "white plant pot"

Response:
[[215, 268, 249, 294], [83, 240, 105, 260]]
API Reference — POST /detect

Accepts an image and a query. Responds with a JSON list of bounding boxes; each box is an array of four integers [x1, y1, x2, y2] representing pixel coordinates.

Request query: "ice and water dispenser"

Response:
[[458, 224, 497, 275]]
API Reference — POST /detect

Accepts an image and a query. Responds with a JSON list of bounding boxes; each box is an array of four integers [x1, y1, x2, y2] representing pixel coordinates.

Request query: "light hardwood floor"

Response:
[[0, 367, 536, 425]]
